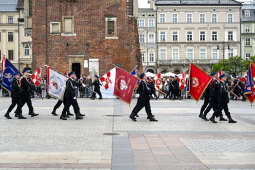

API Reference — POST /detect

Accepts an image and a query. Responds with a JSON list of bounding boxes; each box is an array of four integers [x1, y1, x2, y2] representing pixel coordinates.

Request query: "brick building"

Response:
[[32, 0, 141, 78]]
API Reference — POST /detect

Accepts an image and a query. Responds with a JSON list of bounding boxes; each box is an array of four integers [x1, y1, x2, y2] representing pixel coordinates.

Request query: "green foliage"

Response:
[[212, 56, 255, 76]]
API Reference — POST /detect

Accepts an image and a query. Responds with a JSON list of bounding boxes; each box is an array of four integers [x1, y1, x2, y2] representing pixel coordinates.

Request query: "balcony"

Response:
[[158, 59, 219, 66]]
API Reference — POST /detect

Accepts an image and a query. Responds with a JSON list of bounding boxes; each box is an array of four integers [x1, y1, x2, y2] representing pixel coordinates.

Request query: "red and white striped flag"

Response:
[[31, 68, 42, 87]]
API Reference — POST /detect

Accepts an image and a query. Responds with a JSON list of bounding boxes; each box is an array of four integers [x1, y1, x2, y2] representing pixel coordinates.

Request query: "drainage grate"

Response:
[[103, 133, 120, 136]]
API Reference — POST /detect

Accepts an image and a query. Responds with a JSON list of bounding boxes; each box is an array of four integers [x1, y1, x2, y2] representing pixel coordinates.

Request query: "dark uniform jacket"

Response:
[[92, 79, 101, 91], [218, 81, 229, 104], [64, 78, 77, 100], [20, 77, 34, 97], [11, 78, 21, 99], [137, 80, 151, 100], [148, 81, 156, 93]]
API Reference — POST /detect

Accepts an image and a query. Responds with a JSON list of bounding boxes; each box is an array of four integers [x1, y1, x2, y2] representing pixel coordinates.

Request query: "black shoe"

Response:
[[135, 114, 139, 117], [229, 119, 237, 123], [76, 116, 83, 120], [99, 98, 103, 100], [79, 113, 85, 117], [219, 117, 228, 121], [67, 113, 74, 116], [202, 115, 209, 121], [4, 114, 12, 119], [29, 113, 39, 117], [91, 98, 95, 100], [148, 117, 158, 122], [15, 113, 19, 117], [129, 115, 136, 121], [60, 116, 67, 120], [199, 113, 204, 119], [210, 117, 217, 123], [51, 112, 58, 116], [18, 115, 27, 119]]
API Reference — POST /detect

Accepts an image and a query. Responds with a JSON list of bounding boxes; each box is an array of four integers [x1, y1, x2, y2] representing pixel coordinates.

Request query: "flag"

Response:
[[131, 68, 138, 77], [114, 67, 138, 104], [47, 68, 68, 101], [31, 68, 42, 87], [178, 72, 186, 90], [189, 64, 212, 101], [251, 62, 255, 78], [186, 78, 190, 92], [155, 73, 162, 90], [1, 57, 20, 91], [100, 68, 116, 98], [244, 63, 253, 95]]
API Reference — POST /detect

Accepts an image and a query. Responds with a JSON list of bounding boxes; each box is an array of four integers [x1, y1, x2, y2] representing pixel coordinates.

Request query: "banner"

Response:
[[1, 57, 20, 91], [244, 63, 253, 95], [189, 64, 212, 101], [100, 68, 117, 98], [114, 67, 138, 104], [31, 68, 42, 87], [47, 68, 68, 101]]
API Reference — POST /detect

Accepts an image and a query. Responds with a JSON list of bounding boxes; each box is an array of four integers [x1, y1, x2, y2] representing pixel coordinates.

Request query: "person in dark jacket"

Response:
[[209, 74, 237, 123], [4, 73, 26, 119], [148, 77, 158, 99], [51, 99, 73, 117], [129, 73, 158, 122], [91, 75, 102, 100], [60, 72, 84, 120], [19, 69, 38, 117]]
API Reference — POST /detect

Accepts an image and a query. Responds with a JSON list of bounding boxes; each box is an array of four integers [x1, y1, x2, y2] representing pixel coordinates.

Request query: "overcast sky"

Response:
[[138, 0, 253, 8]]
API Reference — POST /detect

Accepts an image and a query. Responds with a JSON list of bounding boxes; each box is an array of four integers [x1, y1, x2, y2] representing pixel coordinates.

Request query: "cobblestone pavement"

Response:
[[0, 97, 255, 170]]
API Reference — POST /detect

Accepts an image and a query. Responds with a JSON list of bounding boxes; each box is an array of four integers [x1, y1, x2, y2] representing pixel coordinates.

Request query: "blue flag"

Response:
[[244, 63, 253, 95], [186, 78, 190, 92], [131, 68, 138, 77], [1, 57, 20, 91]]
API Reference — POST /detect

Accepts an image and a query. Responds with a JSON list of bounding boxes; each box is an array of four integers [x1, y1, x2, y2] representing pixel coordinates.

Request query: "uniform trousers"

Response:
[[61, 99, 80, 118], [131, 98, 153, 118]]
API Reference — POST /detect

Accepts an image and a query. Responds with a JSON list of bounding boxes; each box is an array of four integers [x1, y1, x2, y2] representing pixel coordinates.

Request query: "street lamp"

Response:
[[217, 43, 230, 67]]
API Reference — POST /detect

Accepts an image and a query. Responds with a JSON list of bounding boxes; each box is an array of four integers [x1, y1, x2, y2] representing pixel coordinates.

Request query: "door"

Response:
[[72, 63, 81, 79]]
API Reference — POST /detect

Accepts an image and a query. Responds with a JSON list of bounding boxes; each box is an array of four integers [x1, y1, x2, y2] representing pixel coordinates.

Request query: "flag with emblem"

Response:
[[178, 72, 186, 90], [31, 68, 42, 87], [114, 67, 138, 104], [100, 68, 116, 98], [189, 64, 212, 101], [47, 68, 68, 100], [251, 62, 255, 78], [244, 62, 255, 104], [1, 57, 20, 91], [154, 73, 162, 90]]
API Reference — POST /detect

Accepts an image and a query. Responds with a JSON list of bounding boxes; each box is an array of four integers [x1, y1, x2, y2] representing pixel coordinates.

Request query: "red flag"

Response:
[[251, 62, 255, 78], [31, 68, 42, 87], [114, 67, 138, 104], [179, 72, 186, 90], [155, 73, 162, 90], [189, 64, 212, 101], [245, 87, 255, 104]]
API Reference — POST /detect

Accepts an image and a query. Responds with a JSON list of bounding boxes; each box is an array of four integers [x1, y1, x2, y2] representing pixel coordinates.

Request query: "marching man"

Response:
[[129, 73, 158, 122]]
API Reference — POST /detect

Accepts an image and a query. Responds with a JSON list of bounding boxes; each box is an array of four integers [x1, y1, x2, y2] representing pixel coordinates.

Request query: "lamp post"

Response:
[[217, 43, 230, 68]]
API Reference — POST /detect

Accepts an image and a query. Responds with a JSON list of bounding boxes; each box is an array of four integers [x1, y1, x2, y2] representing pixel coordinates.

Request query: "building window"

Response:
[[246, 25, 250, 33], [148, 19, 155, 27], [173, 32, 178, 41], [212, 31, 217, 41], [200, 14, 205, 23], [159, 49, 166, 60], [186, 13, 192, 23], [50, 22, 61, 34], [63, 16, 74, 34], [8, 16, 14, 24], [0, 32, 1, 42], [246, 53, 251, 60], [160, 32, 166, 42], [105, 17, 117, 38], [8, 50, 14, 60], [160, 14, 165, 23], [187, 31, 192, 41], [172, 48, 179, 60], [149, 53, 155, 62], [228, 31, 233, 41], [138, 19, 145, 27], [29, 0, 32, 16], [141, 52, 145, 62], [200, 31, 205, 41], [148, 33, 154, 43], [8, 32, 13, 42], [186, 48, 193, 60], [139, 34, 145, 43], [199, 48, 207, 59], [172, 14, 177, 23], [212, 48, 218, 59], [245, 38, 251, 46], [228, 48, 233, 58], [24, 44, 30, 56], [228, 14, 232, 23], [245, 10, 250, 17], [212, 14, 217, 23]]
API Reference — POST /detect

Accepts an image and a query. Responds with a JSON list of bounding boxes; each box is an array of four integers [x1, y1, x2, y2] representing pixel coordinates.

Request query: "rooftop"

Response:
[[155, 0, 242, 6], [0, 0, 18, 12]]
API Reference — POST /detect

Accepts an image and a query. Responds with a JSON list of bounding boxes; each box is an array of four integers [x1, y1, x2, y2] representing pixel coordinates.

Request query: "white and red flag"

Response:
[[178, 72, 186, 90], [100, 67, 138, 103], [154, 73, 162, 90], [31, 68, 42, 87]]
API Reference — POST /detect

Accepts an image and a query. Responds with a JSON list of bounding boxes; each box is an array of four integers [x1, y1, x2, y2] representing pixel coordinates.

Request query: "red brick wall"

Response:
[[32, 0, 142, 75]]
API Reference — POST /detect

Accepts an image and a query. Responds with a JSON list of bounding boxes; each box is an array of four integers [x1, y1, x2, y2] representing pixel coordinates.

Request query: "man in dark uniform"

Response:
[[148, 77, 158, 99], [51, 99, 73, 117], [4, 73, 26, 119], [199, 73, 216, 120], [91, 75, 102, 100], [19, 70, 38, 117], [210, 74, 237, 123], [130, 73, 158, 122], [60, 72, 84, 120]]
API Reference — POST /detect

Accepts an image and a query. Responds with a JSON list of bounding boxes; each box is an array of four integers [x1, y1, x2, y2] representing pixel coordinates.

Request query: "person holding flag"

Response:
[[129, 73, 158, 122]]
